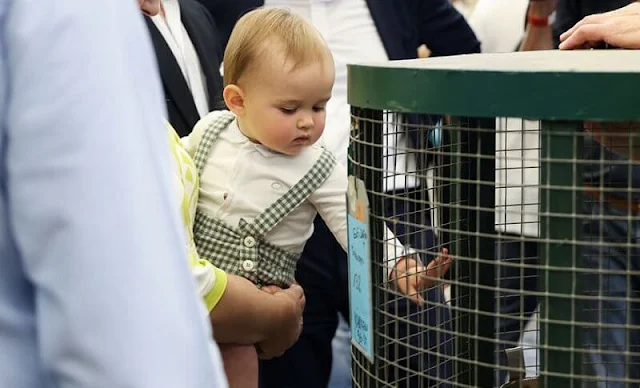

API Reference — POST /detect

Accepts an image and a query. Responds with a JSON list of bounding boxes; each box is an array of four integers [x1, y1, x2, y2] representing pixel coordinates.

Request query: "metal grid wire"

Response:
[[348, 107, 640, 387]]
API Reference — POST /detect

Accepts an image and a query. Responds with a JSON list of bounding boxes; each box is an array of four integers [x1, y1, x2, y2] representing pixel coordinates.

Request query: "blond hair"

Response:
[[223, 7, 331, 87]]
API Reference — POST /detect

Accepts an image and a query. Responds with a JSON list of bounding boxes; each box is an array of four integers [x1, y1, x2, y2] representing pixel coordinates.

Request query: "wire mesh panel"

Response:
[[346, 50, 640, 387]]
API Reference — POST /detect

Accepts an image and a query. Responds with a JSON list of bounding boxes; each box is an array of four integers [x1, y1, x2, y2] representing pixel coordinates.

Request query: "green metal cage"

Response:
[[346, 50, 640, 387]]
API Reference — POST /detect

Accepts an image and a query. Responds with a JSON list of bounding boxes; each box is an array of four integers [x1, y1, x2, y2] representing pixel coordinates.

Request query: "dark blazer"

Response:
[[194, 0, 262, 52], [199, 0, 480, 59], [145, 0, 225, 137], [368, 0, 480, 60]]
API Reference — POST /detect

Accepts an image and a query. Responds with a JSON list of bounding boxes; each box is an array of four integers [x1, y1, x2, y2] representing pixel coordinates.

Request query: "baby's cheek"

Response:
[[315, 117, 326, 135]]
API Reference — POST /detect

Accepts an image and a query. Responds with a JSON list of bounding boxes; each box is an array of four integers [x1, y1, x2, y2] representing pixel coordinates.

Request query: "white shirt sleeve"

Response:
[[310, 162, 409, 279], [309, 162, 350, 251]]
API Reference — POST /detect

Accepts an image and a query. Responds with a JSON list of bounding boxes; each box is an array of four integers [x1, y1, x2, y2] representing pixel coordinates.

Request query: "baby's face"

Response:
[[239, 54, 335, 156]]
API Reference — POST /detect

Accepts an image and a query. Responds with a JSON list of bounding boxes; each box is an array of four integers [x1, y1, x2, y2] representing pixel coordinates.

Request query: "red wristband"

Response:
[[528, 13, 549, 27]]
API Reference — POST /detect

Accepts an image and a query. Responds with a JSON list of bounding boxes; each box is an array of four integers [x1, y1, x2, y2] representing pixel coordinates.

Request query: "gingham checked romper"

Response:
[[192, 111, 337, 288]]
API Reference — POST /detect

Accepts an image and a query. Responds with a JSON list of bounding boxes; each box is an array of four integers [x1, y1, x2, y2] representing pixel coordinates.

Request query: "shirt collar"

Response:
[[227, 119, 279, 158], [226, 119, 247, 144]]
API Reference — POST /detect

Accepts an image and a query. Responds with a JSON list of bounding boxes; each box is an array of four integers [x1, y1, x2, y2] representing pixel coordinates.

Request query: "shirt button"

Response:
[[271, 181, 283, 191], [243, 236, 256, 248], [242, 260, 255, 272]]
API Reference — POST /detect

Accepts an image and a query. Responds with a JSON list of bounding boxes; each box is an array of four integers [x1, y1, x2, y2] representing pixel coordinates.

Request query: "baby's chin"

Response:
[[279, 145, 306, 156]]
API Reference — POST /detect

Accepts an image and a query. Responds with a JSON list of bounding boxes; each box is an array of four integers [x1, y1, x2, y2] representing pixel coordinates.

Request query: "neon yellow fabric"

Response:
[[167, 123, 227, 312]]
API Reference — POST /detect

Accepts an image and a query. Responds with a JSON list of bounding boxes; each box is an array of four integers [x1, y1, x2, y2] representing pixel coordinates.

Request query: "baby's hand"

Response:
[[390, 248, 453, 305]]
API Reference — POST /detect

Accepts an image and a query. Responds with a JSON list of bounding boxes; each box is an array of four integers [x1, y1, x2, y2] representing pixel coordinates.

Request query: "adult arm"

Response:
[[520, 0, 557, 51], [5, 1, 225, 386], [554, 0, 635, 47], [210, 276, 304, 350]]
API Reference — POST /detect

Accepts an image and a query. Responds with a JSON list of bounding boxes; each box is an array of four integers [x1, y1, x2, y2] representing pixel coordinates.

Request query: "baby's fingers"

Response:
[[261, 285, 282, 294], [396, 267, 426, 306], [426, 248, 453, 278]]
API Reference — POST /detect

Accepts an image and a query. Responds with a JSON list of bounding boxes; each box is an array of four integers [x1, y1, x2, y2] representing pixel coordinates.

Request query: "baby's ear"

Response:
[[223, 84, 245, 116]]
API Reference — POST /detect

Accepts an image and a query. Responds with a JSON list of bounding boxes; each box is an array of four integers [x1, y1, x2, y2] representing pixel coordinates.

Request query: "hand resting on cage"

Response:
[[559, 1, 640, 50]]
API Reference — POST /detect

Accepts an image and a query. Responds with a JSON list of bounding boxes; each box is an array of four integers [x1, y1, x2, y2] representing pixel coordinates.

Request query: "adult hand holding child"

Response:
[[257, 283, 305, 359]]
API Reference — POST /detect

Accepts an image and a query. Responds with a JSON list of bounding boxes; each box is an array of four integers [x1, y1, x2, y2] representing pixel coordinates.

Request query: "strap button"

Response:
[[243, 236, 256, 248], [242, 260, 255, 272]]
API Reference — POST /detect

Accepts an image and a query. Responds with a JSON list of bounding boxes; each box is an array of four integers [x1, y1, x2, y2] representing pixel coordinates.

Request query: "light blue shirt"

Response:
[[0, 1, 227, 387]]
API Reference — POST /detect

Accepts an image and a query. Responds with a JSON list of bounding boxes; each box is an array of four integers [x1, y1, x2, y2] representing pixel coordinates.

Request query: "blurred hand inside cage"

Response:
[[390, 248, 453, 305], [583, 121, 640, 160]]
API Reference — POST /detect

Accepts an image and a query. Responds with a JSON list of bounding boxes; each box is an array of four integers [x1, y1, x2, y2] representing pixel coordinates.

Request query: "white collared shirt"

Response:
[[152, 0, 210, 118], [467, 0, 528, 53], [466, 0, 541, 237], [191, 118, 348, 252], [185, 112, 409, 275], [495, 118, 540, 238], [264, 0, 418, 191]]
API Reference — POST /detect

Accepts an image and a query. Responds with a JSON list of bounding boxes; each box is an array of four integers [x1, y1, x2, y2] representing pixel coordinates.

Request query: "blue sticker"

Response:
[[347, 213, 374, 362]]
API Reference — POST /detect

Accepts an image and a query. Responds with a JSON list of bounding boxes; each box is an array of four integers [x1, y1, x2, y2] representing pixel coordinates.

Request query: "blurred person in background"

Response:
[[144, 0, 226, 137], [0, 0, 228, 386], [450, 0, 479, 20], [466, 0, 529, 53], [559, 2, 640, 384], [498, 0, 640, 385], [480, 0, 545, 384]]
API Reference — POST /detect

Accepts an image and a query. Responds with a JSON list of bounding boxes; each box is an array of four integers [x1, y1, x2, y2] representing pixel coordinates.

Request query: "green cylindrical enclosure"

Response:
[[347, 50, 640, 387]]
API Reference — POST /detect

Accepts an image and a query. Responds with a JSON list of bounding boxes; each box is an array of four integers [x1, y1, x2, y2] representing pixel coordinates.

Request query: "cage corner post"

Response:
[[448, 116, 497, 387], [539, 119, 583, 388], [349, 106, 386, 386]]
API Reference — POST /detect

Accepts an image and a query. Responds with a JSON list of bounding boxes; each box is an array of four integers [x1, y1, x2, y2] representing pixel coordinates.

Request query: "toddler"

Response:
[[184, 7, 452, 387]]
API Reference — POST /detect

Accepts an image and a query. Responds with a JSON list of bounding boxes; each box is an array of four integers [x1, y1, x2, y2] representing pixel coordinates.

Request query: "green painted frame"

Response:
[[348, 50, 640, 121]]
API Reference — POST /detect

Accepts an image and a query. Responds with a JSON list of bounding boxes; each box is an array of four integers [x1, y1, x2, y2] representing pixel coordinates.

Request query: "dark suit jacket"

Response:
[[194, 0, 262, 52], [199, 0, 479, 59], [145, 0, 225, 137]]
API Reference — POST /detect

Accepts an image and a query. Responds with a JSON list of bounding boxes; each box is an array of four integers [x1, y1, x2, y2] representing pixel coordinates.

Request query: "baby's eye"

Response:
[[313, 106, 326, 112], [280, 107, 297, 114]]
